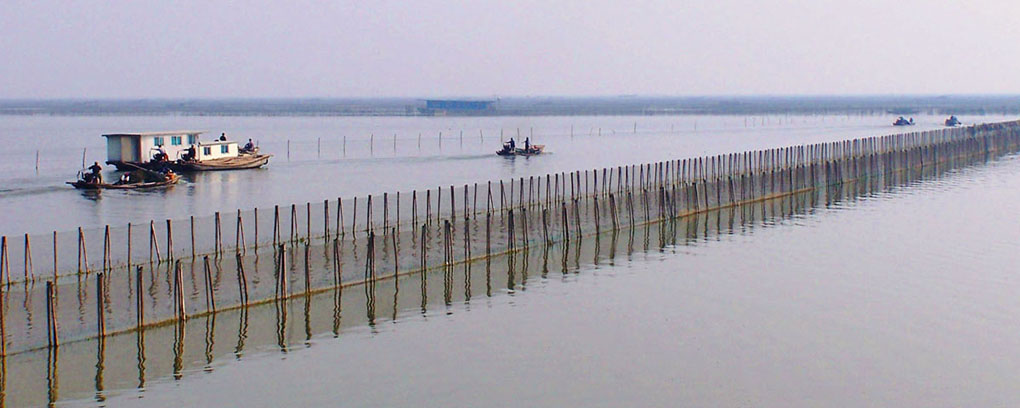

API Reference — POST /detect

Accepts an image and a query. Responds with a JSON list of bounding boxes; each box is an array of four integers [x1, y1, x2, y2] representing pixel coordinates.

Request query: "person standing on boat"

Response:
[[524, 137, 530, 152], [88, 161, 103, 184], [508, 138, 515, 150]]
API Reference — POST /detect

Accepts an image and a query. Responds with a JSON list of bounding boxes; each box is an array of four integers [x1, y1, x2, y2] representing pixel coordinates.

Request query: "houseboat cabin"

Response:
[[103, 131, 205, 170], [196, 140, 239, 161]]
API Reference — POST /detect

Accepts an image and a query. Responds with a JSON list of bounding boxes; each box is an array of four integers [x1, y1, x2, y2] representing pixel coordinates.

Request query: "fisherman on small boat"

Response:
[[509, 138, 516, 150], [524, 137, 530, 152], [241, 138, 256, 154], [87, 162, 103, 184], [893, 116, 915, 126]]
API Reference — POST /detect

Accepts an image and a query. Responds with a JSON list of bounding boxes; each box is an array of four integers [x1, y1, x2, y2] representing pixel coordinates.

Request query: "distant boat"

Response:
[[103, 131, 271, 172], [893, 116, 915, 126], [496, 142, 545, 156], [945, 115, 962, 127]]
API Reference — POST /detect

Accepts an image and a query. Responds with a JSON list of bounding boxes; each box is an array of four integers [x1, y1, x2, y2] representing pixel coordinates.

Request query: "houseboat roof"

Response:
[[102, 130, 206, 138]]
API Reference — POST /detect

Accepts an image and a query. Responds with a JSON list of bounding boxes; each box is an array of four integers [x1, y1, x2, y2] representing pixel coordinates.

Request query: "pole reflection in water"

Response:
[[46, 346, 58, 407], [136, 327, 146, 389], [172, 320, 185, 380], [303, 293, 312, 344], [94, 336, 105, 403], [275, 299, 288, 352], [235, 306, 248, 358], [204, 315, 216, 369], [364, 233, 376, 327]]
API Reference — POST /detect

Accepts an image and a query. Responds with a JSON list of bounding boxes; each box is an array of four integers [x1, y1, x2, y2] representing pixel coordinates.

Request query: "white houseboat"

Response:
[[103, 131, 270, 172]]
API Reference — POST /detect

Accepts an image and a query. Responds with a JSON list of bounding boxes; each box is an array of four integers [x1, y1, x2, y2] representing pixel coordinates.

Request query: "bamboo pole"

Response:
[[96, 273, 106, 337], [136, 266, 143, 327], [190, 216, 196, 258], [53, 231, 58, 281], [1, 235, 8, 286], [236, 252, 249, 304], [203, 256, 215, 312], [166, 220, 174, 261], [24, 233, 33, 282]]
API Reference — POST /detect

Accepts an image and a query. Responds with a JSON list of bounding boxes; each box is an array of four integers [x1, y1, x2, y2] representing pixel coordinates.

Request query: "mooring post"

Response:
[[332, 238, 342, 287], [236, 252, 249, 304], [352, 197, 358, 238], [304, 243, 311, 293], [175, 261, 187, 320], [383, 193, 389, 232], [277, 244, 288, 299], [203, 256, 215, 313], [336, 198, 343, 239], [436, 188, 442, 226], [166, 219, 174, 261], [274, 205, 281, 246], [136, 266, 143, 327], [215, 212, 223, 255], [24, 233, 33, 282], [289, 205, 297, 243], [0, 280, 5, 355], [367, 195, 374, 235], [450, 185, 456, 225], [53, 231, 59, 281], [102, 226, 110, 273], [237, 209, 247, 254]]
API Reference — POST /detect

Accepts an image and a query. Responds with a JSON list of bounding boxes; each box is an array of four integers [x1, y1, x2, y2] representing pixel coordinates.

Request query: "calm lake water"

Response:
[[2, 112, 1019, 407], [58, 148, 1020, 407], [1, 113, 1009, 236]]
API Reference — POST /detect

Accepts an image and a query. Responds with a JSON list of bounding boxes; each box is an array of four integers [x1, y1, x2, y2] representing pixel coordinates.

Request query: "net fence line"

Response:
[[0, 120, 1018, 356]]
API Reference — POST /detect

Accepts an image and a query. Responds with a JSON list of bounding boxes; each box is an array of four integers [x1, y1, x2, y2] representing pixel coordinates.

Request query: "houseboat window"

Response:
[[203, 146, 212, 155], [221, 145, 229, 153], [154, 136, 164, 146], [187, 135, 197, 144], [171, 136, 182, 146]]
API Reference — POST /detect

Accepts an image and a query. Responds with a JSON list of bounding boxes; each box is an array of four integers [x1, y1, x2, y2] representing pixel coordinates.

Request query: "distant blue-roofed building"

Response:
[[420, 99, 496, 116]]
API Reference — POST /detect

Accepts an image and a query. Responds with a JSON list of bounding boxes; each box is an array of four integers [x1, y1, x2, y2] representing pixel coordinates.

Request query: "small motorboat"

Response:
[[496, 142, 545, 157], [67, 169, 181, 190], [945, 115, 962, 127], [893, 116, 915, 126]]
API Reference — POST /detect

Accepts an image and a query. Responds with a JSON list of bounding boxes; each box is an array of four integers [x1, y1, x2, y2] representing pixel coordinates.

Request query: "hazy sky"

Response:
[[2, 0, 1018, 98]]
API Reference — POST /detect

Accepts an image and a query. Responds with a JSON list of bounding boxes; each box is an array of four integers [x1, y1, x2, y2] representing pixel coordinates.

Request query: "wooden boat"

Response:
[[171, 153, 272, 171], [496, 145, 545, 157], [67, 173, 181, 190]]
